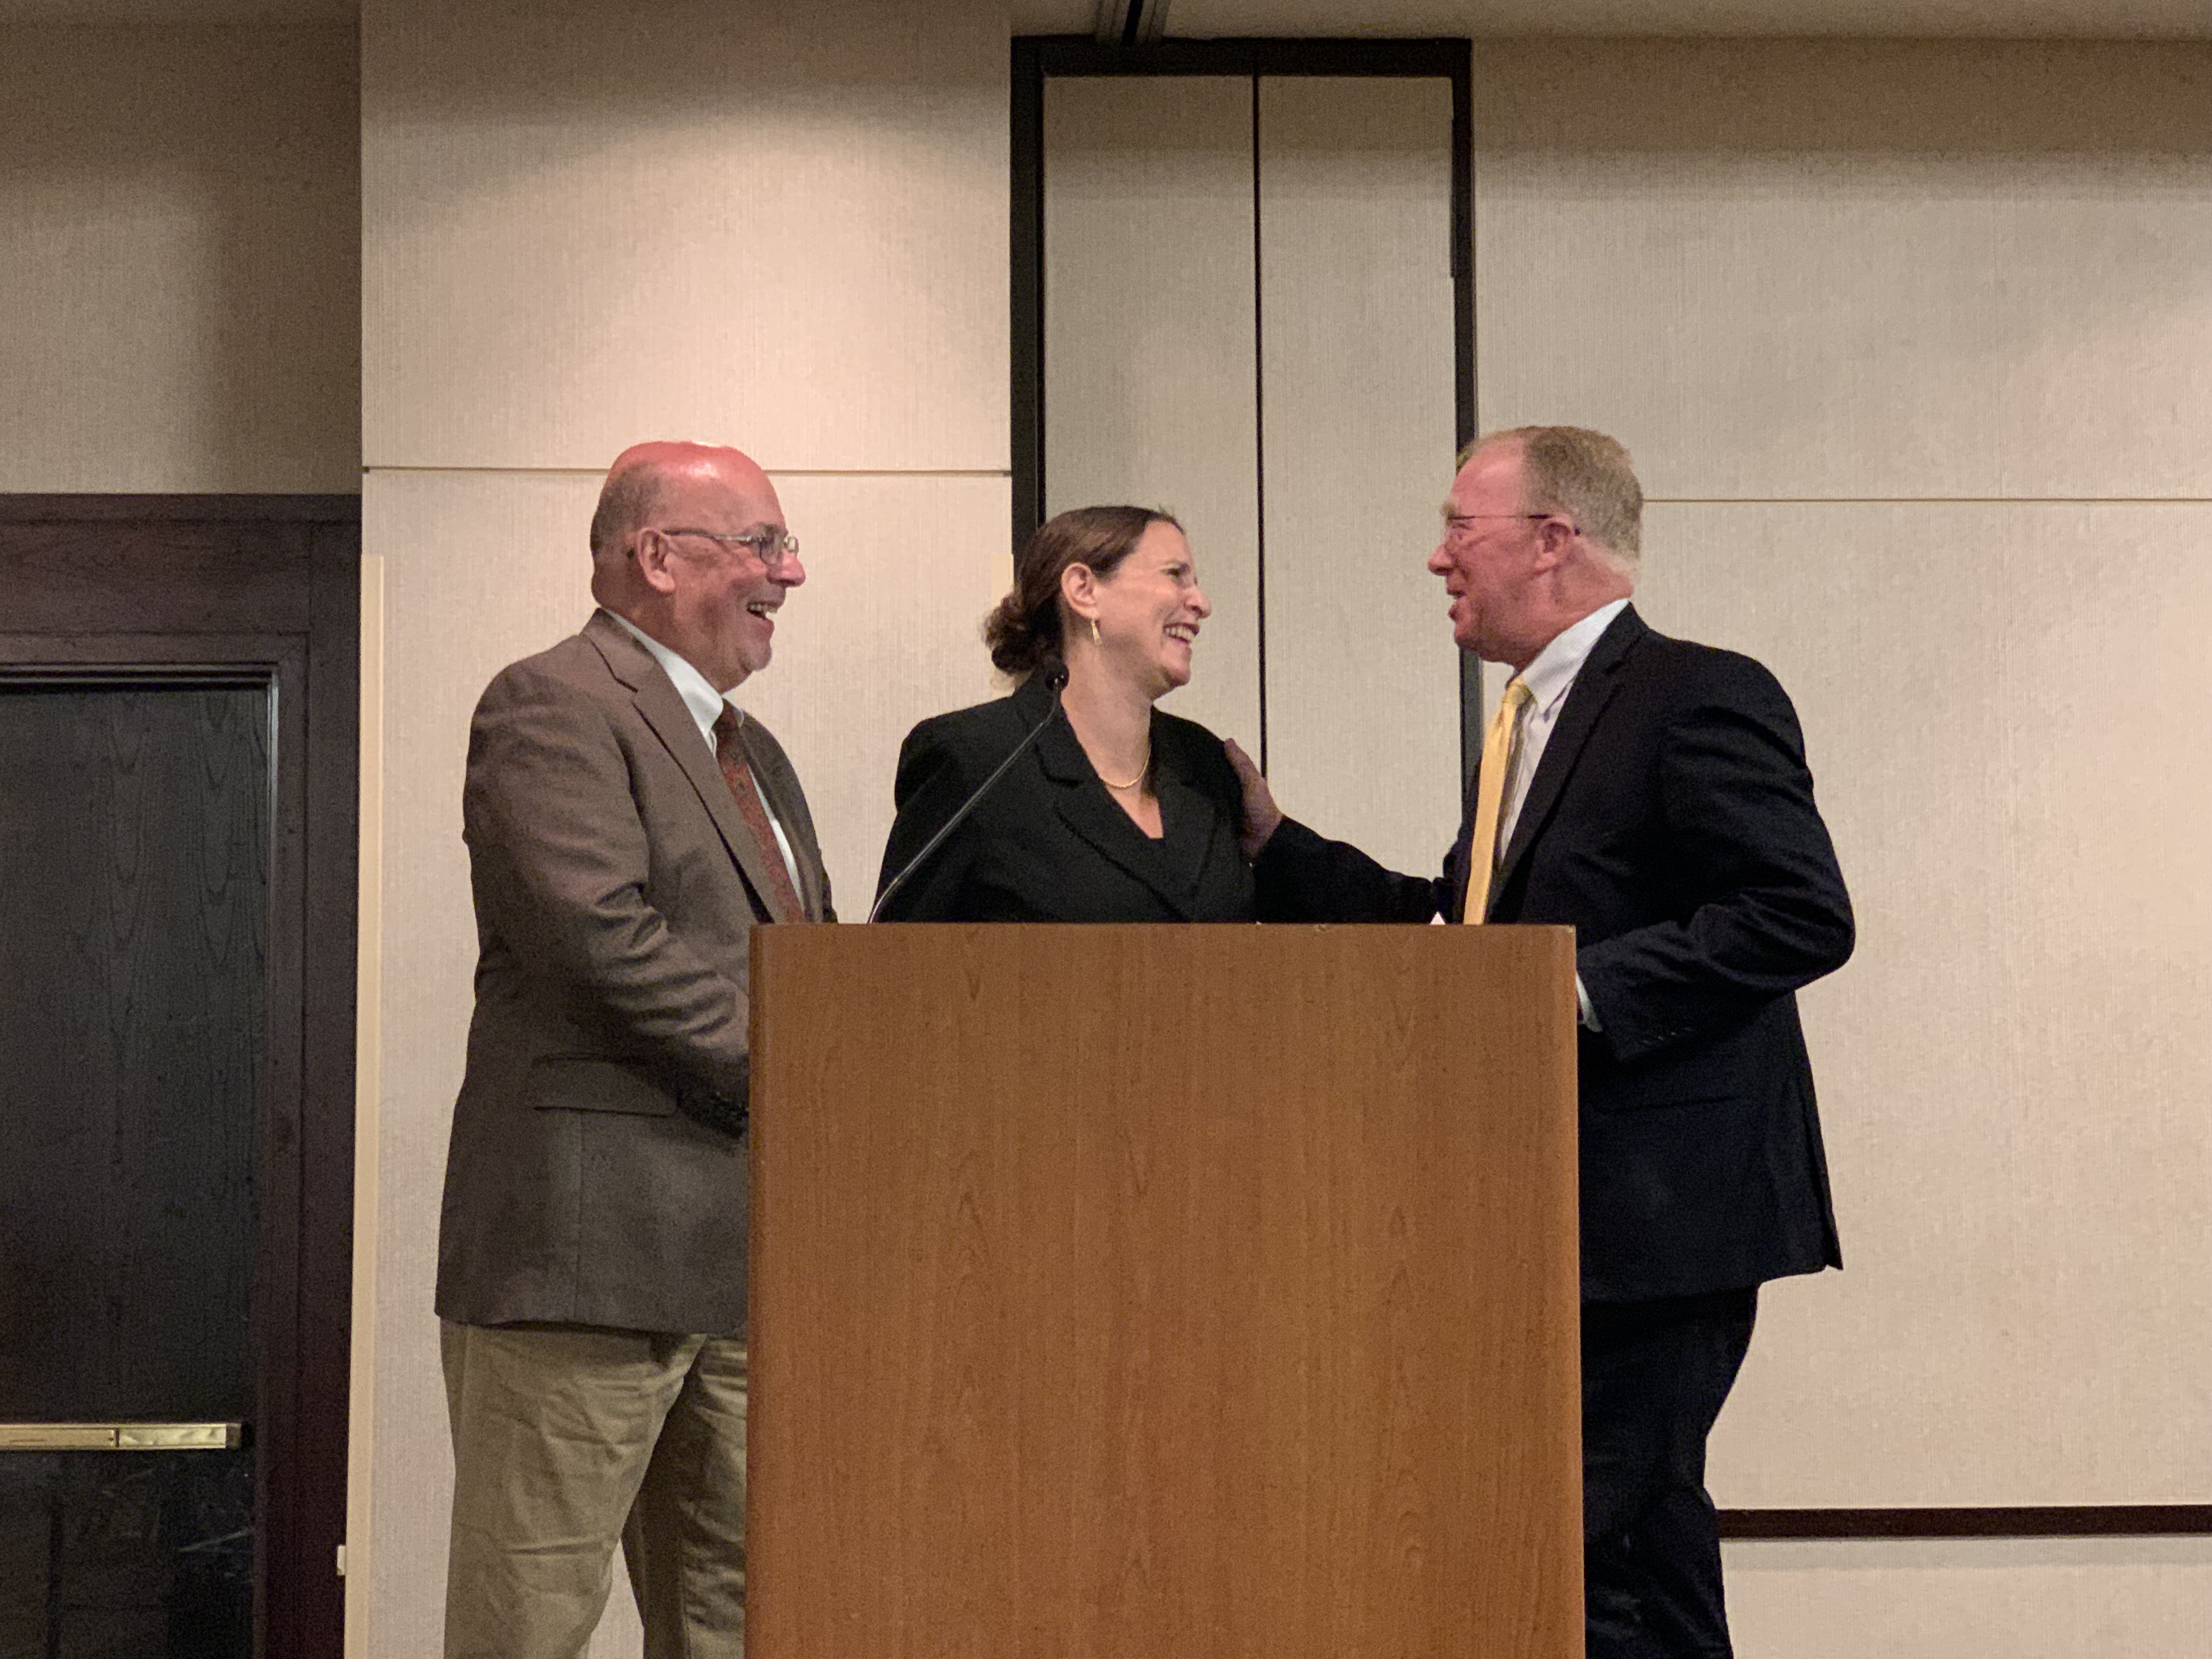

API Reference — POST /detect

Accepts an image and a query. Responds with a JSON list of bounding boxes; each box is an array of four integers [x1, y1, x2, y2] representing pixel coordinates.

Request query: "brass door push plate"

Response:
[[0, 1422, 244, 1451]]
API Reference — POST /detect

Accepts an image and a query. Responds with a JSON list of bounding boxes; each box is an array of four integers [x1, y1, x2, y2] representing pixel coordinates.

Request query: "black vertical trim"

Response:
[[1449, 42, 1475, 446], [43, 1483, 63, 1659], [1119, 1, 1145, 49], [1011, 38, 1047, 549], [1011, 36, 1477, 782], [260, 635, 312, 1659], [293, 518, 359, 1659], [1250, 74, 1268, 776]]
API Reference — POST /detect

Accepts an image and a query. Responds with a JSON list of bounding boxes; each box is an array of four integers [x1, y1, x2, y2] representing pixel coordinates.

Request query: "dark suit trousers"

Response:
[[1582, 1287, 1758, 1659]]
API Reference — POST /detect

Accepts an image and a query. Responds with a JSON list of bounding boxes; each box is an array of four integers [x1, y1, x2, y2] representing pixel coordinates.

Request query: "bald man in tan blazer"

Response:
[[436, 442, 831, 1659]]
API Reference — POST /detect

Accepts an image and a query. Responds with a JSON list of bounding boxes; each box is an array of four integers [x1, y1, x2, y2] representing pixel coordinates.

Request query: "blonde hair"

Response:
[[1467, 425, 1642, 567]]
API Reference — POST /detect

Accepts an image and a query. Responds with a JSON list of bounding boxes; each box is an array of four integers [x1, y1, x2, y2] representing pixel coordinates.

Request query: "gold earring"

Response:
[[1089, 617, 1101, 645]]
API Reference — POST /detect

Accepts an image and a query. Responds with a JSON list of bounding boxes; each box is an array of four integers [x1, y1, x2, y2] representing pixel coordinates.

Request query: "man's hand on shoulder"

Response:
[[1224, 738, 1283, 862]]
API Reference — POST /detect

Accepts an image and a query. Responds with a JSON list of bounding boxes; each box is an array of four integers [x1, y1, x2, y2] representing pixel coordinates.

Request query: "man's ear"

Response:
[[631, 528, 680, 596], [1533, 517, 1577, 571]]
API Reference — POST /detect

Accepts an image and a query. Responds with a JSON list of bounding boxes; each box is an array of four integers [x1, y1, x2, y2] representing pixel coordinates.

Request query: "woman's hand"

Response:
[[1223, 739, 1283, 861]]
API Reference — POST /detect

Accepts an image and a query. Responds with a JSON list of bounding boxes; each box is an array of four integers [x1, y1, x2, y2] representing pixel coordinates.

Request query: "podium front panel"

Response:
[[751, 924, 1579, 1659]]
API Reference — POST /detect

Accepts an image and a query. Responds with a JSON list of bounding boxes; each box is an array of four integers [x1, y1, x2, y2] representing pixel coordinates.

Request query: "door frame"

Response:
[[1011, 35, 1482, 783], [0, 494, 359, 1658]]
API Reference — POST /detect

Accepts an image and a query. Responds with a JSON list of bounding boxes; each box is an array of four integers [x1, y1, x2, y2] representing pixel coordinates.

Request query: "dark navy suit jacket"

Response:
[[1255, 604, 1854, 1302]]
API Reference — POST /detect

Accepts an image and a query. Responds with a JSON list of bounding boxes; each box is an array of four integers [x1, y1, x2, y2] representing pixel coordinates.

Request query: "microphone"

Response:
[[868, 664, 1069, 923]]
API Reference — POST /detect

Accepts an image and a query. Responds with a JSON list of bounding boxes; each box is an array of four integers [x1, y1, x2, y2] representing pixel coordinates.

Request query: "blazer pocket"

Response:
[[526, 1055, 679, 1116]]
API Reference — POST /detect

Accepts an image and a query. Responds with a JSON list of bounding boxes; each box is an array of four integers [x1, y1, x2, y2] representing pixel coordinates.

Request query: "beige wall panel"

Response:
[[1726, 1537, 2212, 1659], [1260, 77, 1462, 877], [0, 1, 359, 16], [733, 473, 1014, 906], [1160, 0, 2212, 36], [359, 466, 1007, 1659], [0, 22, 359, 493], [362, 0, 1008, 473], [1472, 40, 2212, 501], [1043, 76, 1262, 753], [584, 1588, 645, 1659], [1604, 501, 2212, 1505]]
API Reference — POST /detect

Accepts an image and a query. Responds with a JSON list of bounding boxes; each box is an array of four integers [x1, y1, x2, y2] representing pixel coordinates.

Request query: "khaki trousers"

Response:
[[441, 1321, 747, 1659]]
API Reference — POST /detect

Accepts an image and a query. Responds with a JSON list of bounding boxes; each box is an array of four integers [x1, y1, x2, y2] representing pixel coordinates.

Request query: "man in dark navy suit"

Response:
[[1235, 426, 1854, 1659]]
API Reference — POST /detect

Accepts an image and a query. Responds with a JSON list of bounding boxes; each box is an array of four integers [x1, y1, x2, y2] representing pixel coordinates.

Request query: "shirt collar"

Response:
[[603, 608, 741, 752], [1516, 597, 1630, 716]]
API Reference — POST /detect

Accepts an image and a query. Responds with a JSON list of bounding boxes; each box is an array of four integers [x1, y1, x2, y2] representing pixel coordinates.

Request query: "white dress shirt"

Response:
[[1494, 596, 1629, 1029], [605, 609, 804, 897], [1498, 596, 1630, 853]]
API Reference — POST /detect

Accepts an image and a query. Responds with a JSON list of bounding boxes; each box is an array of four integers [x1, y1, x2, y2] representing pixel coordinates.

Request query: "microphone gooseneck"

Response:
[[868, 671, 1067, 923]]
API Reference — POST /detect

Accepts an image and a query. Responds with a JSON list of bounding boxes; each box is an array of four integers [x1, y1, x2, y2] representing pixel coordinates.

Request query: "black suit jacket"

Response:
[[876, 673, 1259, 922], [1257, 605, 1853, 1301]]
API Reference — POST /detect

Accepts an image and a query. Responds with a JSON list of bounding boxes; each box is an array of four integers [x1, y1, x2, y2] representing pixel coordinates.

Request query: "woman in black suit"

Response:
[[874, 505, 1261, 922]]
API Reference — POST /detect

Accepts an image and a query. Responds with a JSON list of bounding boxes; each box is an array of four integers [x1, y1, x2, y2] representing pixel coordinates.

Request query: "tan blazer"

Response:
[[436, 610, 831, 1334]]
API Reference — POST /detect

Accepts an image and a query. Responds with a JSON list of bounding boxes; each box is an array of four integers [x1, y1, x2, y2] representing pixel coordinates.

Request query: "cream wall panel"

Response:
[[584, 1584, 644, 1659], [362, 0, 1008, 473], [1259, 76, 1462, 876], [360, 466, 1008, 1659], [1043, 76, 1262, 753], [1604, 500, 2212, 1505], [1472, 40, 2212, 501], [1725, 1537, 2212, 1659], [346, 551, 387, 1659], [733, 473, 1015, 905], [0, 1, 358, 16], [1153, 0, 2212, 36], [0, 22, 359, 492]]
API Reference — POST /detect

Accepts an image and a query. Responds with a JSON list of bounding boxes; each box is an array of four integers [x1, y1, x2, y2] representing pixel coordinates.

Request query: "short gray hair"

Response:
[[1469, 425, 1642, 566], [589, 461, 664, 559]]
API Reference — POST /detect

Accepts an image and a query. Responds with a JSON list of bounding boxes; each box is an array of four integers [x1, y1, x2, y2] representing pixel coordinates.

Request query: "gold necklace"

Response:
[[1097, 751, 1150, 791]]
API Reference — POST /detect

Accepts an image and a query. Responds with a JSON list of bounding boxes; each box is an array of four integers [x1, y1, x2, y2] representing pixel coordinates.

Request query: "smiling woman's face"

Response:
[[1081, 521, 1211, 700]]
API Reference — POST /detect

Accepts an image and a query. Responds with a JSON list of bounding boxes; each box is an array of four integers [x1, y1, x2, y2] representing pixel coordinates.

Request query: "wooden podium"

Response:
[[749, 924, 1581, 1659]]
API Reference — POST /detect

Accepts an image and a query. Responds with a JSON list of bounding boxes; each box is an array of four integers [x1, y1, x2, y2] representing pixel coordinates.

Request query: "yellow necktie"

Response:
[[1462, 677, 1531, 924]]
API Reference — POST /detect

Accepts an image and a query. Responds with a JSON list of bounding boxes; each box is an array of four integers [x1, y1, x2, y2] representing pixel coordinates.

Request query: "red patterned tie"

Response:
[[713, 708, 806, 921]]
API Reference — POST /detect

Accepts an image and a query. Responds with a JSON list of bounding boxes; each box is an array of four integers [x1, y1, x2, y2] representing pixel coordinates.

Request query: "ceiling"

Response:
[[2, 0, 2207, 34]]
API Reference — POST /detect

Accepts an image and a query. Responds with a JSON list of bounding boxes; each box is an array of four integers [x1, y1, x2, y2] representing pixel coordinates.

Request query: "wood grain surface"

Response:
[[751, 923, 1581, 1659], [1, 496, 358, 1659], [0, 683, 268, 1424]]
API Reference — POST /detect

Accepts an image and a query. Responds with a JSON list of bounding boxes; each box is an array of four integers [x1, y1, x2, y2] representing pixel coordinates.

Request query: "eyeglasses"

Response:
[[1441, 512, 1575, 541], [651, 525, 802, 568]]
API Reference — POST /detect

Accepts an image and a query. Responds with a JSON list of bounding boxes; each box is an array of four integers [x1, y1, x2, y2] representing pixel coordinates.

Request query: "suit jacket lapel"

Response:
[[583, 612, 802, 925], [1151, 768, 1224, 900], [1030, 689, 1200, 921], [1489, 604, 1647, 915]]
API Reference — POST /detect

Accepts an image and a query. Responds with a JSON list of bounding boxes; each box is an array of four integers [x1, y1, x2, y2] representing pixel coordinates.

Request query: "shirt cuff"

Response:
[[1576, 974, 1601, 1031]]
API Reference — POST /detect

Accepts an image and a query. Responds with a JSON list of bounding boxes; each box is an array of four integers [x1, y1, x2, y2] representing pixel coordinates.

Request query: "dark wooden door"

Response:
[[1, 679, 267, 1657], [0, 498, 358, 1659]]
